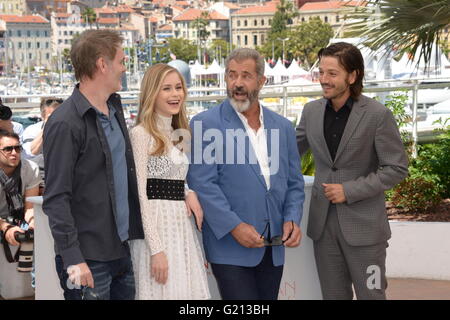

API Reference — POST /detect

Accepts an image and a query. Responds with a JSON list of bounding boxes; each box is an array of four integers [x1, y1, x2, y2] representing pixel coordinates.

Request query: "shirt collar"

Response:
[[73, 83, 120, 117], [232, 102, 265, 128], [326, 96, 353, 112]]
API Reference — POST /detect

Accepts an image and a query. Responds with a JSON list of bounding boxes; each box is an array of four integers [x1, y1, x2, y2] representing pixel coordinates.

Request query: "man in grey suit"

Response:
[[296, 42, 408, 300]]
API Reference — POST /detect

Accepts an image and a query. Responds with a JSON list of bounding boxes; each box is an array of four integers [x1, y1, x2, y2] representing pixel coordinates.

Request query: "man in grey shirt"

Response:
[[43, 30, 144, 300]]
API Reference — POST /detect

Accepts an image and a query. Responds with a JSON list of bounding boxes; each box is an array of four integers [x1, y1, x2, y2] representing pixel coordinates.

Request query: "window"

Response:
[[37, 42, 40, 49], [237, 35, 241, 45], [64, 31, 67, 36], [17, 30, 21, 37], [28, 42, 31, 49], [36, 30, 40, 37], [29, 53, 32, 60], [244, 35, 247, 45], [253, 35, 257, 46], [44, 31, 48, 37], [254, 20, 257, 26], [46, 42, 49, 49], [324, 16, 328, 23], [336, 15, 340, 23], [301, 17, 305, 22], [27, 30, 30, 37], [244, 20, 247, 27], [18, 42, 22, 49], [261, 34, 265, 44], [237, 20, 240, 27], [46, 53, 50, 60]]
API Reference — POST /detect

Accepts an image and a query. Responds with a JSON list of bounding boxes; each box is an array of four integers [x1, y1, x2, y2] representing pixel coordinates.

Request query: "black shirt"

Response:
[[43, 85, 144, 269], [323, 97, 353, 161]]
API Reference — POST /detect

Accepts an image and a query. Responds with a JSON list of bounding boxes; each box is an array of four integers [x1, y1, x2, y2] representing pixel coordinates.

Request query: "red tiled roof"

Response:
[[158, 24, 173, 31], [116, 5, 135, 13], [234, 2, 278, 15], [171, 5, 185, 12], [149, 16, 158, 23], [173, 9, 227, 21], [97, 17, 120, 25], [176, 0, 190, 6], [0, 14, 48, 23], [55, 13, 71, 18], [224, 2, 241, 9], [95, 7, 117, 14], [300, 1, 364, 11]]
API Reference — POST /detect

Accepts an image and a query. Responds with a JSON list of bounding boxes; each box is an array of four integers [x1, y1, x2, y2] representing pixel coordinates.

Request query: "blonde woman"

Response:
[[129, 64, 210, 300]]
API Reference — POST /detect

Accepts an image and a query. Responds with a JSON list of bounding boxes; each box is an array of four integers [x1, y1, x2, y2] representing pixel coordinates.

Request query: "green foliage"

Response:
[[191, 12, 210, 44], [384, 92, 412, 145], [410, 119, 450, 198], [208, 39, 233, 61], [269, 0, 299, 36], [301, 149, 315, 176], [287, 17, 333, 68], [391, 173, 442, 212], [346, 0, 450, 69], [167, 38, 198, 63]]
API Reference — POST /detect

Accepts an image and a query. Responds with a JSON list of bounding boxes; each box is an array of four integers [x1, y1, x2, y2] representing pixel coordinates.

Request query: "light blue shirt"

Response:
[[96, 104, 129, 242]]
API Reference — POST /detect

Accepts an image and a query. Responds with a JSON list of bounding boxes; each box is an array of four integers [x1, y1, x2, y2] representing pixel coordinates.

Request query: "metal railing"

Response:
[[5, 78, 450, 158]]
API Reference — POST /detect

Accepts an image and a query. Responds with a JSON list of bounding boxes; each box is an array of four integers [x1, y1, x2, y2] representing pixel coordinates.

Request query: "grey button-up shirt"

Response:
[[43, 85, 144, 269]]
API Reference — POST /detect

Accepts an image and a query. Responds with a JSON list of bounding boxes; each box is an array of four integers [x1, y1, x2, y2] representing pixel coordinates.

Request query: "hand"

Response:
[[322, 183, 346, 204], [231, 223, 264, 248], [282, 221, 302, 247], [67, 262, 94, 288], [4, 226, 24, 246], [25, 211, 34, 230], [151, 252, 168, 285], [185, 191, 203, 231]]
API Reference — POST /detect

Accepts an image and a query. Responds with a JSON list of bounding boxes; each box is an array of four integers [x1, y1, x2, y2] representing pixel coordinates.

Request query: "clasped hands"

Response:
[[231, 221, 302, 249]]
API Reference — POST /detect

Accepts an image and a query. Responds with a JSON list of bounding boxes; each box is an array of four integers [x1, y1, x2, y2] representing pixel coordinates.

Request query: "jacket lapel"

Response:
[[333, 97, 367, 163], [223, 100, 268, 190]]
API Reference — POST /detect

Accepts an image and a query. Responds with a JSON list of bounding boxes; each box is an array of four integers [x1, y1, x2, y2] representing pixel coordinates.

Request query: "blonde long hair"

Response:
[[136, 63, 190, 156]]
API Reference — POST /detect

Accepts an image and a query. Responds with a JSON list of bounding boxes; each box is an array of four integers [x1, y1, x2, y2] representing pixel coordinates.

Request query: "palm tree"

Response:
[[82, 8, 97, 29], [346, 0, 450, 67]]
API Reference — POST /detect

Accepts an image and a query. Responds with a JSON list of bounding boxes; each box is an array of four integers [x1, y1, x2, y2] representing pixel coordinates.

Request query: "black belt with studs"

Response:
[[146, 178, 185, 201]]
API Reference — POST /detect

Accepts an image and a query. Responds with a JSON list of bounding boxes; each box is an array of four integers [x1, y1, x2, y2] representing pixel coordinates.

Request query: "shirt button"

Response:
[[333, 134, 337, 138]]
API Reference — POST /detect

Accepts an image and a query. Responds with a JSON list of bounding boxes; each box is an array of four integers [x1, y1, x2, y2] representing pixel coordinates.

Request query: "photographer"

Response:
[[0, 130, 40, 246], [0, 102, 24, 138], [22, 97, 62, 194]]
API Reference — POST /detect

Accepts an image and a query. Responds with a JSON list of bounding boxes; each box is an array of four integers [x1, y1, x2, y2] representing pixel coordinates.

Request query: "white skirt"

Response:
[[130, 199, 210, 300]]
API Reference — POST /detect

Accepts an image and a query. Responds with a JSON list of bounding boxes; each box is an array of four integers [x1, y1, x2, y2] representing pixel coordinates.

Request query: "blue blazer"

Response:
[[187, 99, 305, 267]]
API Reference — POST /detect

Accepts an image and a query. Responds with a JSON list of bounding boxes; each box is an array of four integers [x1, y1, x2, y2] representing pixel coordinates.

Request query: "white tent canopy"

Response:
[[204, 59, 224, 74], [286, 59, 309, 78]]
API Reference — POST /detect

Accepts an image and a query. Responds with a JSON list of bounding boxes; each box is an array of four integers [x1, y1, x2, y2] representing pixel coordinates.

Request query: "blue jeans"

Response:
[[55, 253, 136, 300]]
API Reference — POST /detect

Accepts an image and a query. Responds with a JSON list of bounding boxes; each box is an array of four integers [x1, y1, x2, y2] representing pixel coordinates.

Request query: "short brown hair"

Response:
[[318, 42, 365, 98], [71, 29, 124, 81]]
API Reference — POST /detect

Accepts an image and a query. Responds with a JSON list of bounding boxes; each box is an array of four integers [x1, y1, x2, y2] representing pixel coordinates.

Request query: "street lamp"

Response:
[[277, 37, 289, 66]]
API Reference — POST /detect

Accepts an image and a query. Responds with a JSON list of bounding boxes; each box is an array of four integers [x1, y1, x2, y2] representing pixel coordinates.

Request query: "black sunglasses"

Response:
[[0, 145, 22, 153], [45, 98, 63, 106], [260, 221, 294, 247]]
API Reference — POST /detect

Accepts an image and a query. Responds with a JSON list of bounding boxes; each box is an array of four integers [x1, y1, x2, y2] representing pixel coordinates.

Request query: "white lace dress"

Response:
[[129, 115, 210, 300]]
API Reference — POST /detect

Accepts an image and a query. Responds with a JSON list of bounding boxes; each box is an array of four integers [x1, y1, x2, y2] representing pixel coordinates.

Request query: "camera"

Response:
[[14, 229, 34, 242], [14, 229, 34, 273], [0, 104, 12, 120]]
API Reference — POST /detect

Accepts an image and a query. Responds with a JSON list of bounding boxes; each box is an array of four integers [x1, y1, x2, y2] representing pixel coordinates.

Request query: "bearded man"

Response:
[[187, 48, 305, 300]]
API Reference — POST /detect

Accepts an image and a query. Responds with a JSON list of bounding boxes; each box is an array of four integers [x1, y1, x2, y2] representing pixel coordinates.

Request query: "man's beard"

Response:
[[227, 87, 260, 113]]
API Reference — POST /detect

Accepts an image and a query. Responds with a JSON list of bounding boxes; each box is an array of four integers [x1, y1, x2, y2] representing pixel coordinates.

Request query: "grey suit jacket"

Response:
[[296, 95, 408, 246]]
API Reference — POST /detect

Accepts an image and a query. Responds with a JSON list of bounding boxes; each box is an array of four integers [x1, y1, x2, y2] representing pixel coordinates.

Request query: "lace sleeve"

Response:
[[129, 125, 164, 255]]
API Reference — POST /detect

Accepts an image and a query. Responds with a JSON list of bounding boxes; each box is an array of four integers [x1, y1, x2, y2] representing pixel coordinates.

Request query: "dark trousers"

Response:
[[211, 248, 283, 300], [55, 253, 135, 300], [314, 205, 388, 300]]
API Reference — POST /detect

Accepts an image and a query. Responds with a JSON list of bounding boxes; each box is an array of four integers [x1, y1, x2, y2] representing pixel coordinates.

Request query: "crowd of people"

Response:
[[0, 29, 408, 300]]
